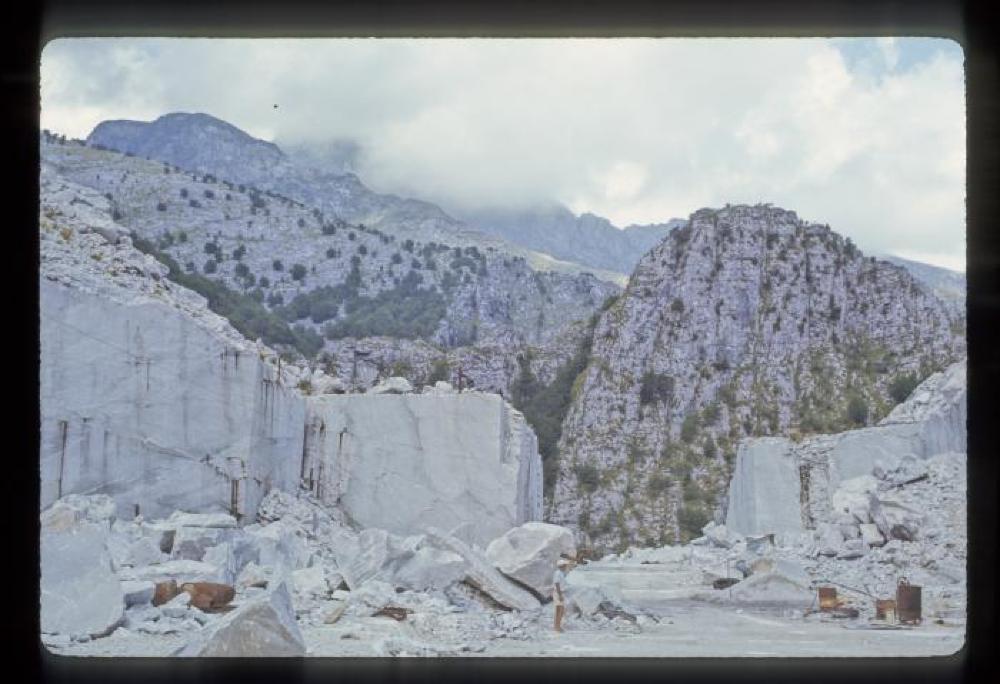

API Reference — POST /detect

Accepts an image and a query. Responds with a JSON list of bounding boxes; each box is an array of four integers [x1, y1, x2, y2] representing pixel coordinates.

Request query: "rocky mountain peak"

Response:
[[88, 111, 288, 184], [548, 203, 964, 553]]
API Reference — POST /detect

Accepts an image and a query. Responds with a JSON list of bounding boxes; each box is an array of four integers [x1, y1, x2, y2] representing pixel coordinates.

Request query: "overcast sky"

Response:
[[41, 38, 965, 271]]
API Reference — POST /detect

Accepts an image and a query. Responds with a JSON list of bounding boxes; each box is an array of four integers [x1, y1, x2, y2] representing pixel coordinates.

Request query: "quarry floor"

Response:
[[46, 601, 964, 658]]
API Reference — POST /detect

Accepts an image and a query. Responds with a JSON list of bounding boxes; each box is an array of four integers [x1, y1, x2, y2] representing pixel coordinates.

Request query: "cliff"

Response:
[[301, 391, 542, 545], [549, 204, 965, 551], [39, 167, 542, 539]]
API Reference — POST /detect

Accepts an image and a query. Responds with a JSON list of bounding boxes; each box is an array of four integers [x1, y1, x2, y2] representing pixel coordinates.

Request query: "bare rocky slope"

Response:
[[84, 113, 625, 284], [548, 204, 965, 552], [39, 164, 542, 539], [456, 203, 684, 277], [881, 255, 965, 309], [41, 131, 616, 402]]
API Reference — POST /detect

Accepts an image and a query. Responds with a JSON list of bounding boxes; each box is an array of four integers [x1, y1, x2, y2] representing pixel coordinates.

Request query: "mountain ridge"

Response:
[[547, 203, 965, 552], [85, 112, 626, 284]]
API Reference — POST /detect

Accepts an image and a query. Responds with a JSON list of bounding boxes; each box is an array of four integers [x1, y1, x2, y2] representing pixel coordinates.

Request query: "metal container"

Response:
[[875, 598, 897, 622], [818, 587, 838, 612], [896, 578, 922, 624]]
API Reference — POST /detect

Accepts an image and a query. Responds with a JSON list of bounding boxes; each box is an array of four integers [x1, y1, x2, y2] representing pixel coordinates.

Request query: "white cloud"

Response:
[[40, 37, 965, 270]]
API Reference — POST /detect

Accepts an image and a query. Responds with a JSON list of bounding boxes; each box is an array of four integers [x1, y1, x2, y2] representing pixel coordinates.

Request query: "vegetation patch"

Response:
[[130, 233, 323, 359]]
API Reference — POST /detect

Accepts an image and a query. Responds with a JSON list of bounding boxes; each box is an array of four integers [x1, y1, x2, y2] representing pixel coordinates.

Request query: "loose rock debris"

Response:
[[41, 448, 965, 657]]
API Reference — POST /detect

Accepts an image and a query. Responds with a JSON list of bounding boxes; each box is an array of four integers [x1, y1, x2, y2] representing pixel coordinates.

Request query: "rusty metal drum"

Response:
[[875, 598, 897, 622], [896, 578, 922, 624], [818, 587, 838, 612]]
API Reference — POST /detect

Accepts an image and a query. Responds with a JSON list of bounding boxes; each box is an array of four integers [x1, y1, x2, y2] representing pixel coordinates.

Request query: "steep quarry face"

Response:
[[301, 393, 542, 546], [725, 358, 966, 537], [40, 170, 306, 520], [549, 204, 965, 552], [39, 167, 543, 536]]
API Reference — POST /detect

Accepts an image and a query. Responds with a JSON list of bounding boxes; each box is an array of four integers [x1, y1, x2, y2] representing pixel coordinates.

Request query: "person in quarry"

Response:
[[553, 558, 572, 632]]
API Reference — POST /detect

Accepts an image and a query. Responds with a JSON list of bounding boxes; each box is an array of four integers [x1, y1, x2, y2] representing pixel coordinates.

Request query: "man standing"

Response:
[[553, 558, 571, 633]]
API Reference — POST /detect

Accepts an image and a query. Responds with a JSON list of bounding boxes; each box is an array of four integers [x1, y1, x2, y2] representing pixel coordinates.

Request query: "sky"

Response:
[[40, 38, 966, 271]]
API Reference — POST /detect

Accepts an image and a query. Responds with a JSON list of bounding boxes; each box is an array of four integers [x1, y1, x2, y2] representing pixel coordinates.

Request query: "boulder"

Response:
[[334, 528, 462, 591], [167, 511, 238, 529], [725, 437, 804, 536], [393, 545, 468, 591], [347, 579, 399, 614], [568, 586, 606, 615], [747, 558, 809, 585], [871, 496, 923, 542], [566, 584, 637, 623], [40, 521, 125, 638], [121, 580, 156, 607], [368, 376, 414, 394], [814, 523, 844, 557], [141, 522, 177, 554], [292, 566, 329, 597], [171, 526, 232, 561], [304, 393, 542, 546], [123, 604, 162, 629], [701, 521, 742, 549], [201, 536, 260, 585], [485, 522, 576, 596], [153, 580, 181, 606], [162, 591, 192, 619], [744, 534, 776, 556], [55, 494, 118, 527], [236, 562, 271, 591], [425, 527, 540, 612], [335, 528, 407, 589], [831, 475, 879, 524], [125, 537, 166, 567], [122, 559, 225, 585], [173, 582, 305, 657], [725, 569, 814, 609], [40, 502, 82, 532], [181, 582, 235, 611], [245, 522, 311, 575], [322, 600, 348, 624], [836, 539, 866, 560], [860, 523, 886, 548]]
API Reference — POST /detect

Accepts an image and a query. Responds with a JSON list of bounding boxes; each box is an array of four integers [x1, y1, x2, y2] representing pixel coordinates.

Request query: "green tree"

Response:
[[889, 372, 920, 404], [639, 372, 674, 406], [680, 412, 700, 443], [574, 464, 600, 493], [846, 394, 869, 426]]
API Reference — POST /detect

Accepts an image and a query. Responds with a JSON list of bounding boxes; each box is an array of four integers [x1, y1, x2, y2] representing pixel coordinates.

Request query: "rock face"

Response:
[[796, 359, 966, 529], [425, 528, 541, 612], [485, 522, 577, 596], [458, 203, 683, 277], [39, 169, 306, 520], [725, 438, 803, 537], [882, 255, 966, 308], [723, 358, 965, 538], [550, 204, 964, 551], [60, 117, 621, 353], [39, 168, 545, 540], [41, 521, 125, 638], [302, 392, 543, 545], [173, 582, 305, 657]]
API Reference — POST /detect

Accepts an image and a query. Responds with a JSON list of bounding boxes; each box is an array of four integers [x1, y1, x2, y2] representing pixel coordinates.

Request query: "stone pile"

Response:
[[42, 486, 651, 655]]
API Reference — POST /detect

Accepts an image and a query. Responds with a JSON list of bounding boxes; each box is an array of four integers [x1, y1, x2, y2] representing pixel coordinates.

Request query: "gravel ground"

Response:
[[44, 602, 964, 659]]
